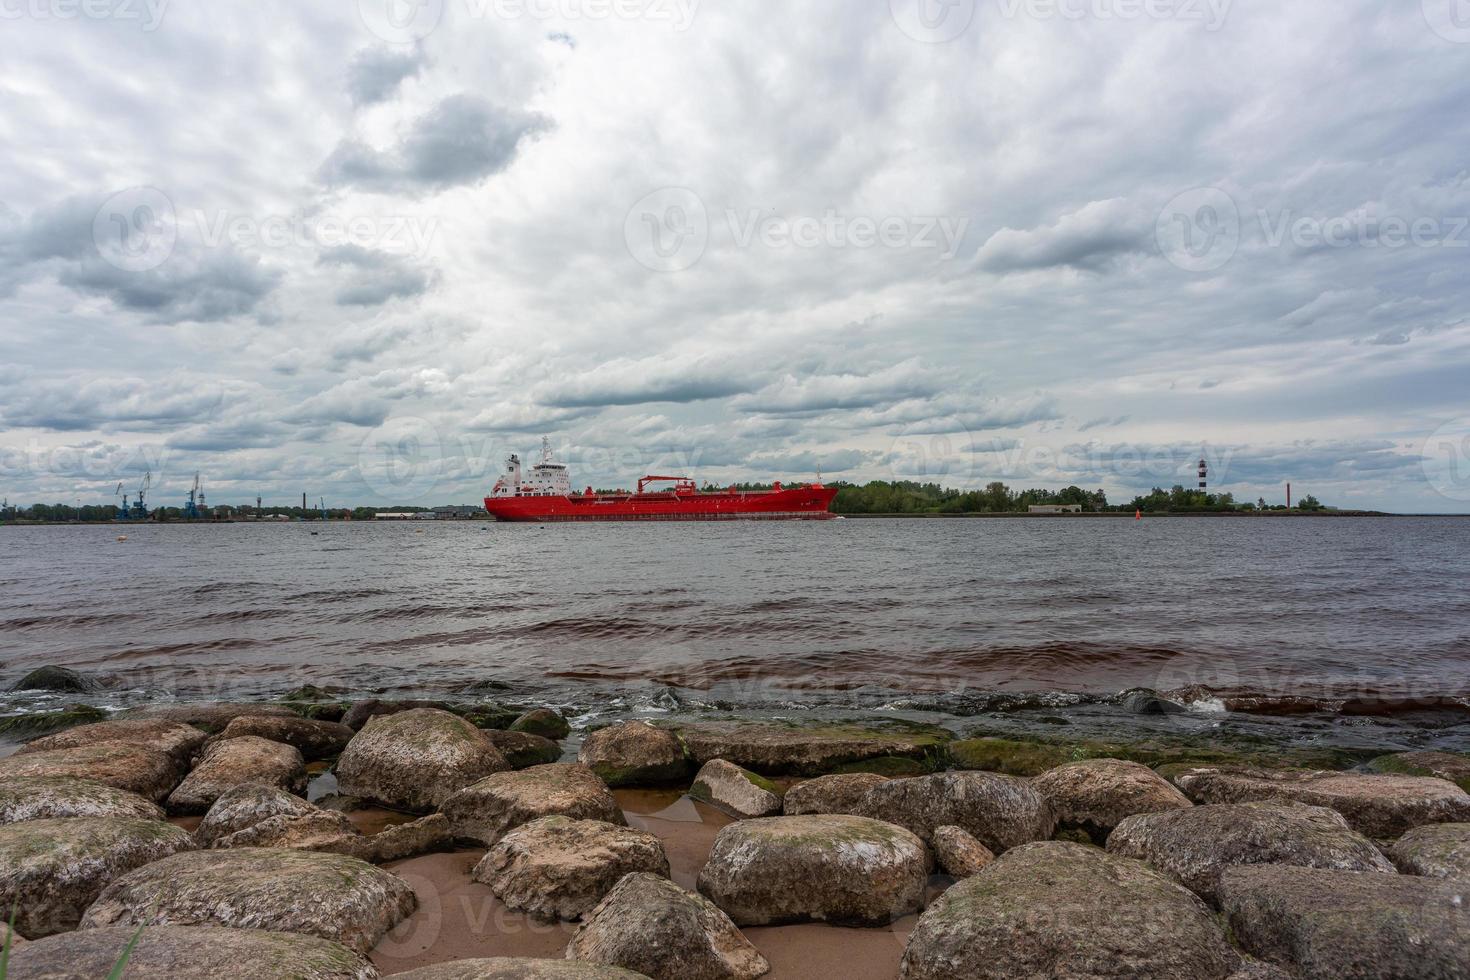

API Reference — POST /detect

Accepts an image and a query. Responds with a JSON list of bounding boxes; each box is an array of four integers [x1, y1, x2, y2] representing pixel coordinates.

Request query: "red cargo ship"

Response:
[[483, 439, 837, 522]]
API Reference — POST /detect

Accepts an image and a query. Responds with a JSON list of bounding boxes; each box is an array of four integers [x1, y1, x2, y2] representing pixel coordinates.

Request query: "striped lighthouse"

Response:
[[1198, 457, 1208, 493]]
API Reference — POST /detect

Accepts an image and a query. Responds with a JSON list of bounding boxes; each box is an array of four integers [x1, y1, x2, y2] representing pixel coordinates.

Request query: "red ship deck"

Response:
[[483, 485, 838, 522]]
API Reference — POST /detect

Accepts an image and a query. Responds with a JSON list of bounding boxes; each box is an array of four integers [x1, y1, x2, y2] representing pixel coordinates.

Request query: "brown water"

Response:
[[2, 517, 1468, 751]]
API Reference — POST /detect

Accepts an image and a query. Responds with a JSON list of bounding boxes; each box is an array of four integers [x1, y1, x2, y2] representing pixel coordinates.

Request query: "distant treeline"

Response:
[[723, 480, 1327, 515]]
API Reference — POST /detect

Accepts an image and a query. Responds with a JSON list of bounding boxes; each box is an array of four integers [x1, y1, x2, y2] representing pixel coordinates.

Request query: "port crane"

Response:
[[114, 482, 130, 521], [130, 469, 151, 521], [183, 472, 207, 520]]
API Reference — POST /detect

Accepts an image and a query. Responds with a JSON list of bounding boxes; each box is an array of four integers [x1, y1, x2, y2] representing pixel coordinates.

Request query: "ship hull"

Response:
[[483, 486, 838, 522]]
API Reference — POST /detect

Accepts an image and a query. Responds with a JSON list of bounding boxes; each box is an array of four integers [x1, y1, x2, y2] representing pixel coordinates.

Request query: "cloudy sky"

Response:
[[2, 0, 1469, 512]]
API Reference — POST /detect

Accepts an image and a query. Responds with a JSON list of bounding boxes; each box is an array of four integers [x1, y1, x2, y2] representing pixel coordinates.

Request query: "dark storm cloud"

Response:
[[318, 245, 437, 307], [346, 47, 425, 106], [0, 193, 280, 322], [318, 95, 550, 194], [60, 250, 281, 323], [973, 200, 1152, 274], [0, 376, 228, 432], [545, 357, 759, 408]]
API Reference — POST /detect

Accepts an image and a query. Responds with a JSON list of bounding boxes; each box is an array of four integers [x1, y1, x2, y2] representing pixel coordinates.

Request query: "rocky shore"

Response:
[[1, 676, 1468, 978]]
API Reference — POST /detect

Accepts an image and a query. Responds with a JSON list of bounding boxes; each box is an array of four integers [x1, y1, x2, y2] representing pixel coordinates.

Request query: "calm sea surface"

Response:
[[3, 517, 1468, 751]]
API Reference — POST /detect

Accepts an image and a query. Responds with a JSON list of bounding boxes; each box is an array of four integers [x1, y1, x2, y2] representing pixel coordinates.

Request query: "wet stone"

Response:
[[577, 721, 691, 788], [0, 775, 164, 824], [335, 707, 509, 813], [1107, 802, 1393, 905], [568, 872, 769, 980], [80, 846, 417, 954], [7, 925, 377, 979], [472, 815, 671, 921], [697, 814, 930, 927], [689, 759, 783, 819], [440, 762, 625, 847], [0, 815, 195, 937], [166, 735, 308, 814]]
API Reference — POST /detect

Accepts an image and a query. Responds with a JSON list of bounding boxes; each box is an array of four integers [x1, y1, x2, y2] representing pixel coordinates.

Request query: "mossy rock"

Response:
[[510, 709, 571, 741], [9, 666, 100, 693], [1365, 751, 1470, 792], [458, 704, 521, 731], [0, 705, 109, 740], [831, 754, 933, 777], [279, 700, 350, 723], [663, 718, 953, 776], [947, 735, 1369, 777]]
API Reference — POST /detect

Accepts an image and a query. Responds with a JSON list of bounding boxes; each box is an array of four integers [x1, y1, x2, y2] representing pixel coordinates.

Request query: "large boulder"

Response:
[[568, 872, 769, 980], [485, 729, 563, 769], [396, 961, 649, 979], [1107, 802, 1393, 904], [121, 702, 296, 734], [166, 735, 307, 814], [0, 742, 181, 802], [16, 718, 209, 765], [931, 825, 994, 878], [854, 771, 1054, 851], [782, 773, 889, 815], [340, 698, 454, 730], [9, 665, 99, 692], [81, 846, 416, 954], [441, 763, 625, 846], [667, 720, 948, 776], [510, 708, 571, 740], [473, 815, 670, 921], [1218, 864, 1470, 978], [1033, 758, 1191, 840], [899, 841, 1240, 980], [1171, 766, 1470, 838], [7, 925, 376, 978], [0, 816, 194, 937], [194, 782, 320, 846], [0, 775, 164, 824], [367, 812, 453, 863], [1366, 750, 1470, 791], [697, 814, 929, 927], [690, 760, 782, 818], [213, 714, 354, 761], [1388, 822, 1470, 880], [335, 708, 509, 813], [213, 810, 366, 856], [578, 721, 691, 787]]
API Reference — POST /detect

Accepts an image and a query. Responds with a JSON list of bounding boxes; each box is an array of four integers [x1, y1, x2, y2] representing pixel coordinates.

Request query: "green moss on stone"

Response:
[[742, 769, 781, 793], [833, 755, 932, 777], [0, 705, 109, 739], [1365, 753, 1470, 792], [946, 734, 1371, 777]]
